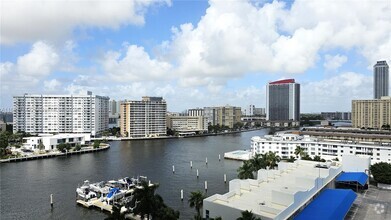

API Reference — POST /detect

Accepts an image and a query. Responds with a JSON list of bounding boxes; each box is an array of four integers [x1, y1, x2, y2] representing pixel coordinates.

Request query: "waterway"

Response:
[[0, 129, 268, 219]]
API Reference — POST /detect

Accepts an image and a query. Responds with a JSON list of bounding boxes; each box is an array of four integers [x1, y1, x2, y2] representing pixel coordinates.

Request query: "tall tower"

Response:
[[266, 79, 300, 121], [374, 60, 389, 99]]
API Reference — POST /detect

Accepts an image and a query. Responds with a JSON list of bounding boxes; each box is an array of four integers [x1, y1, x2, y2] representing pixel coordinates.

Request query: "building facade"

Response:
[[352, 96, 391, 129], [188, 108, 204, 117], [204, 106, 242, 128], [321, 112, 352, 120], [374, 60, 389, 99], [22, 133, 91, 151], [13, 92, 109, 135], [166, 115, 207, 133], [120, 97, 167, 138], [251, 133, 391, 163], [266, 79, 300, 121]]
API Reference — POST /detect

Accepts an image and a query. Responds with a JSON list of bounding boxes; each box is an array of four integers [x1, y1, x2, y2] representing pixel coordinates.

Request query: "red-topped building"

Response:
[[266, 79, 300, 121]]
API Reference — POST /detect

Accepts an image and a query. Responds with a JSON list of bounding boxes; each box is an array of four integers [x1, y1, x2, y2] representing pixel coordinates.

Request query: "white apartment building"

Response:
[[22, 133, 91, 151], [251, 133, 391, 163], [204, 160, 343, 220], [13, 92, 109, 136], [120, 97, 167, 138], [166, 115, 207, 132], [188, 108, 204, 117]]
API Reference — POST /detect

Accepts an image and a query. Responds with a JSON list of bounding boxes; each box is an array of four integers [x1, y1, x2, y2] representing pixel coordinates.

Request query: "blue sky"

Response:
[[1, 0, 390, 113]]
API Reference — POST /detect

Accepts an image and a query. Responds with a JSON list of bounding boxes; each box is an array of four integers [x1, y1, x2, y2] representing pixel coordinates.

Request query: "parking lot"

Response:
[[346, 186, 391, 220]]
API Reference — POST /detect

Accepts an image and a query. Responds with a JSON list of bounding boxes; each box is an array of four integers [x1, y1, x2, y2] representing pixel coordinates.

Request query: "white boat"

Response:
[[76, 180, 97, 200]]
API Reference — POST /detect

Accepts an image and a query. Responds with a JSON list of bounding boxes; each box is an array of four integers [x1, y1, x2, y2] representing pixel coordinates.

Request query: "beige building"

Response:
[[352, 96, 391, 129], [120, 97, 167, 138], [166, 115, 207, 133], [204, 106, 242, 128]]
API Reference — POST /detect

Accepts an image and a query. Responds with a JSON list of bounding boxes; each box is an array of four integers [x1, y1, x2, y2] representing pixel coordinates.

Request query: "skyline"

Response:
[[1, 0, 390, 112]]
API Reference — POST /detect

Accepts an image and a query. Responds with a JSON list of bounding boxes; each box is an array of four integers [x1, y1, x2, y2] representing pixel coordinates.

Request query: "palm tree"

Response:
[[294, 146, 305, 159], [249, 153, 267, 171], [133, 180, 160, 219], [237, 210, 262, 220], [265, 151, 280, 169], [188, 190, 206, 219], [237, 160, 255, 179]]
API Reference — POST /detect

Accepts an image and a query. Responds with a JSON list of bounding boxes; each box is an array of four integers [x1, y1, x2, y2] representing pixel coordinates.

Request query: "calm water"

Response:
[[0, 129, 267, 220]]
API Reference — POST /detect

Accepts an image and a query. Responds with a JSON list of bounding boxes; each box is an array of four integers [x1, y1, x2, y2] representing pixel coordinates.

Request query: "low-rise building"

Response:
[[204, 160, 343, 219], [22, 133, 91, 151], [251, 133, 391, 163], [166, 115, 207, 133]]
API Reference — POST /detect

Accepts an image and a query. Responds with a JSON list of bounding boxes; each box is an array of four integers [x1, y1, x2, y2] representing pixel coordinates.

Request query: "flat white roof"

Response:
[[204, 160, 342, 219]]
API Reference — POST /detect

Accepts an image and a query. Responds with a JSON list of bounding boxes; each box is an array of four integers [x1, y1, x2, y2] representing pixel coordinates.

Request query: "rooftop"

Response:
[[269, 79, 295, 85], [204, 160, 342, 219]]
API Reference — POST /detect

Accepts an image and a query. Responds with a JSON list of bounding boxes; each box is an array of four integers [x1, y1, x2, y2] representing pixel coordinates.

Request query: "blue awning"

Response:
[[336, 172, 368, 186], [295, 189, 357, 220]]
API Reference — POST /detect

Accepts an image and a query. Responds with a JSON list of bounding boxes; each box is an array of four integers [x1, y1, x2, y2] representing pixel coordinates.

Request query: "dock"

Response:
[[224, 150, 252, 161], [0, 144, 110, 163], [77, 198, 113, 213]]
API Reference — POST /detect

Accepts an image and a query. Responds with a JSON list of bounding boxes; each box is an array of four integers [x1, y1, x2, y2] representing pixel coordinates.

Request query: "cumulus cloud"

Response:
[[103, 44, 172, 82], [323, 54, 348, 71], [301, 72, 372, 112], [44, 79, 62, 91], [1, 0, 171, 44], [16, 41, 59, 77], [159, 0, 390, 86]]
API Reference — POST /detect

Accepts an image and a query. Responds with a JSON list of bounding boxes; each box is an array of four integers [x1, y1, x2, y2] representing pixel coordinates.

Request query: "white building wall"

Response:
[[251, 134, 391, 163]]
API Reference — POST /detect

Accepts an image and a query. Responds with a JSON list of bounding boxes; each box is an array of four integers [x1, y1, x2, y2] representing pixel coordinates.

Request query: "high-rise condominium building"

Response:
[[266, 79, 300, 121], [204, 106, 242, 128], [374, 60, 389, 99], [120, 97, 167, 138], [13, 92, 109, 135], [352, 96, 391, 129]]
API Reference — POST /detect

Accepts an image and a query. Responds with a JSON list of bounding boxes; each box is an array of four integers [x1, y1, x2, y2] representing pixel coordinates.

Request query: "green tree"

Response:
[[74, 144, 81, 151], [188, 190, 206, 219], [0, 131, 10, 157], [249, 153, 267, 171], [57, 143, 71, 152], [237, 210, 262, 220], [370, 162, 391, 184], [237, 160, 255, 179], [294, 146, 305, 159], [38, 142, 45, 151], [287, 156, 296, 162], [133, 181, 160, 219], [152, 194, 180, 220], [93, 140, 101, 149], [105, 204, 125, 220], [264, 151, 280, 169]]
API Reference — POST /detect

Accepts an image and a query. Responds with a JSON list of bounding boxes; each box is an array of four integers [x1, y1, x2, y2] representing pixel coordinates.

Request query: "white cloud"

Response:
[[43, 79, 62, 91], [159, 0, 390, 87], [1, 0, 171, 44], [16, 41, 59, 77], [323, 54, 348, 71], [302, 72, 372, 112], [103, 44, 172, 82]]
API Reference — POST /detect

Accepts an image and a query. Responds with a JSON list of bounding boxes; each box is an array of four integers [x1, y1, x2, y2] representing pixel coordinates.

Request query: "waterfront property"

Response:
[[203, 160, 347, 220], [13, 91, 109, 136], [204, 106, 242, 129], [251, 133, 391, 163], [22, 133, 91, 151], [166, 114, 207, 133], [120, 96, 167, 138], [266, 79, 300, 121], [352, 96, 391, 129]]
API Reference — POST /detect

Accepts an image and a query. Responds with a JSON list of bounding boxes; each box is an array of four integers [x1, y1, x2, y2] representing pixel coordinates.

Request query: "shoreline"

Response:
[[94, 127, 267, 141], [0, 144, 110, 163]]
